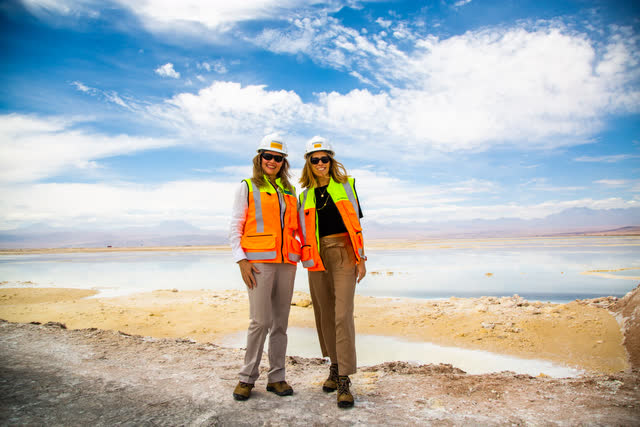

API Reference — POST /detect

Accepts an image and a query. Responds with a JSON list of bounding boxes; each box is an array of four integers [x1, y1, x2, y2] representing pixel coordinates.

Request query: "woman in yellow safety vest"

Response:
[[229, 133, 301, 401], [298, 136, 366, 408]]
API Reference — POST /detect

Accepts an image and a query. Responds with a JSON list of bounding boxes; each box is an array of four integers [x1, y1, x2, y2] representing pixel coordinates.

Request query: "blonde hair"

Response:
[[251, 152, 294, 191], [299, 151, 349, 189]]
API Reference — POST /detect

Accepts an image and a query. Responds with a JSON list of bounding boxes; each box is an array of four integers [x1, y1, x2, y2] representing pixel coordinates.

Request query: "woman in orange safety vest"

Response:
[[229, 133, 301, 401], [298, 136, 366, 409]]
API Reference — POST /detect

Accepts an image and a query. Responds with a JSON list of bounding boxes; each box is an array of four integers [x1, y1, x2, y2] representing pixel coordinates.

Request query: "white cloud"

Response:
[[0, 180, 238, 230], [198, 60, 228, 74], [21, 0, 100, 17], [3, 166, 636, 231], [595, 179, 629, 186], [118, 0, 314, 33], [252, 21, 640, 153], [146, 81, 313, 156], [28, 3, 640, 156], [454, 0, 473, 7], [521, 178, 585, 192], [0, 114, 176, 183], [575, 154, 640, 163], [71, 81, 133, 109], [375, 17, 391, 28], [72, 81, 91, 92], [155, 63, 180, 79], [104, 91, 129, 108]]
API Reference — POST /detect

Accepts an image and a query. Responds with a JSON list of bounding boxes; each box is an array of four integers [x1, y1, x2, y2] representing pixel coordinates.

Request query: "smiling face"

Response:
[[309, 150, 331, 179], [260, 150, 284, 179]]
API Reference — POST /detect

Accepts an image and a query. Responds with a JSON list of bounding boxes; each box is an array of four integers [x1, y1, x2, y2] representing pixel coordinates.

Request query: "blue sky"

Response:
[[0, 0, 639, 233]]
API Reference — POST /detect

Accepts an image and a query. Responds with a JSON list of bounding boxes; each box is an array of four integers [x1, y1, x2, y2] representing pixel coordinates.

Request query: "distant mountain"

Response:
[[556, 226, 640, 236], [0, 207, 637, 249], [363, 207, 640, 239], [0, 222, 228, 249]]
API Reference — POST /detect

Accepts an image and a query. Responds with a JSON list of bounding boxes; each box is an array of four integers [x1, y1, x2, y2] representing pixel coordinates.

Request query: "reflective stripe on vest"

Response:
[[298, 189, 316, 268], [335, 180, 364, 258], [298, 189, 309, 243], [298, 177, 363, 270], [246, 250, 277, 260], [243, 177, 300, 264], [289, 251, 301, 262], [342, 181, 361, 229], [345, 178, 363, 257], [252, 181, 265, 233]]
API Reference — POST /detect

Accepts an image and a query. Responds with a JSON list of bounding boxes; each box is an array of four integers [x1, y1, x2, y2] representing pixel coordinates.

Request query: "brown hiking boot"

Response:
[[266, 381, 293, 396], [233, 381, 254, 401], [323, 363, 339, 392], [337, 376, 354, 408]]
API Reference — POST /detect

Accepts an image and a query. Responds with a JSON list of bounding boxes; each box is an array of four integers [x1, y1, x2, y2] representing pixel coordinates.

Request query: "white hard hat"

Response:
[[305, 136, 334, 157], [257, 133, 288, 156]]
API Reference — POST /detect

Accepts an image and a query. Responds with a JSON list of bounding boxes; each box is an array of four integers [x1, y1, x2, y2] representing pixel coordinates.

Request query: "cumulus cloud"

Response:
[[27, 1, 640, 155], [0, 179, 238, 230], [251, 21, 640, 153], [155, 63, 180, 79], [146, 19, 640, 159], [332, 169, 636, 225], [0, 114, 176, 183], [3, 165, 635, 230], [146, 81, 313, 156]]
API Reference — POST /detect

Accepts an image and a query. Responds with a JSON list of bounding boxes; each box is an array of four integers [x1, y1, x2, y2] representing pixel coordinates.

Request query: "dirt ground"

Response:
[[0, 287, 629, 373], [1, 320, 638, 426], [1, 283, 639, 425]]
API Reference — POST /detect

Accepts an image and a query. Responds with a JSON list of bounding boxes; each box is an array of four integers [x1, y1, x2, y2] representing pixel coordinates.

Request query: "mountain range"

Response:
[[0, 207, 638, 249]]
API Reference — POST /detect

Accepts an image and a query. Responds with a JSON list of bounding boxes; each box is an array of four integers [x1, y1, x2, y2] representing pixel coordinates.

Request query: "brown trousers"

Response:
[[239, 262, 296, 384], [308, 234, 357, 376]]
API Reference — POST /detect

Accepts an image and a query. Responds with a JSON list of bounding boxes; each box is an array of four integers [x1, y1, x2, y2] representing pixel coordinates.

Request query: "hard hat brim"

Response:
[[304, 148, 334, 158], [258, 148, 288, 156]]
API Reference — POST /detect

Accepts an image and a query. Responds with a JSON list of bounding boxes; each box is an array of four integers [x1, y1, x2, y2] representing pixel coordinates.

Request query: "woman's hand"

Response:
[[238, 259, 260, 288], [356, 260, 366, 283]]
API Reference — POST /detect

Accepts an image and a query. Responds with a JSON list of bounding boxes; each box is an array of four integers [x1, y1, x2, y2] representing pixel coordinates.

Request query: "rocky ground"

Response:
[[1, 320, 639, 426], [0, 286, 629, 373]]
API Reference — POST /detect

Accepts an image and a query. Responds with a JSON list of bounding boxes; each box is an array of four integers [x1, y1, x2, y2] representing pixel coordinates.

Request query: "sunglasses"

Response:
[[261, 152, 284, 163], [310, 156, 331, 165]]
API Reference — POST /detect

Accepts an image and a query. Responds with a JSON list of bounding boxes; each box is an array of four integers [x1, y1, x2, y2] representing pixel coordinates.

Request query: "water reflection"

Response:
[[0, 237, 638, 302], [222, 327, 583, 378]]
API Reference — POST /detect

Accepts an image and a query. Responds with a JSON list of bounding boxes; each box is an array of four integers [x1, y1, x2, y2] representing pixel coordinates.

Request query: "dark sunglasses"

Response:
[[310, 156, 331, 165], [261, 152, 284, 163]]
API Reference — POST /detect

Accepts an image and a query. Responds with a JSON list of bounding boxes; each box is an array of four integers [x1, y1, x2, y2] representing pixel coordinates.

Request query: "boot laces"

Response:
[[338, 376, 351, 394]]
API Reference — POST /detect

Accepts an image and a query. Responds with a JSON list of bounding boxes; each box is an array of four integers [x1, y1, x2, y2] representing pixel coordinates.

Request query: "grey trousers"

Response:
[[239, 262, 296, 384], [308, 234, 357, 376]]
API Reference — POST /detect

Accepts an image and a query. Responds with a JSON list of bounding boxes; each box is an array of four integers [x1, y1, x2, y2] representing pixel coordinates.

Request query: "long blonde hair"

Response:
[[251, 152, 294, 191], [299, 151, 349, 189]]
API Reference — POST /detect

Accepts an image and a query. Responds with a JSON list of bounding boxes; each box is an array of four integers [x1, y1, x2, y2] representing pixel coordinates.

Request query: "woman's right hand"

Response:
[[238, 259, 260, 288]]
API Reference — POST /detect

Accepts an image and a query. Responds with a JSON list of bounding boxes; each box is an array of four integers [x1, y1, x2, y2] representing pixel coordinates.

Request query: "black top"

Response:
[[315, 184, 363, 238]]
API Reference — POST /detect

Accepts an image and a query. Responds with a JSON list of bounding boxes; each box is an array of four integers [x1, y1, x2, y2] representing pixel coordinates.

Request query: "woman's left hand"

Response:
[[356, 260, 366, 283]]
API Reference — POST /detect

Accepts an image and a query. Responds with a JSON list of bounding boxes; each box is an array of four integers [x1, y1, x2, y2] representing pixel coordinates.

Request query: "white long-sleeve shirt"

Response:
[[228, 180, 288, 263], [229, 182, 250, 263]]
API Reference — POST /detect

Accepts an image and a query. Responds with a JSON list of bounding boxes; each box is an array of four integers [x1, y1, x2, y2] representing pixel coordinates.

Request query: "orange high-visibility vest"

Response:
[[241, 177, 301, 264], [298, 177, 364, 271]]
